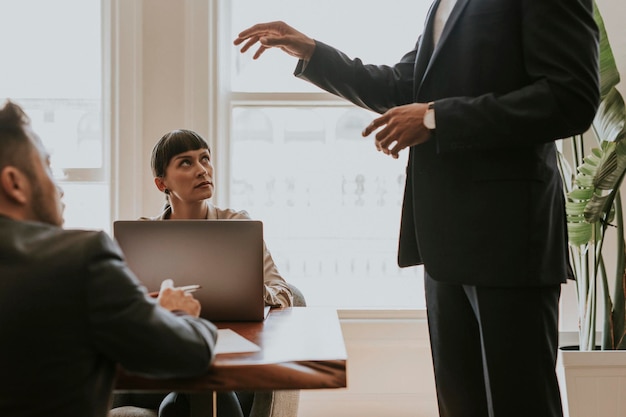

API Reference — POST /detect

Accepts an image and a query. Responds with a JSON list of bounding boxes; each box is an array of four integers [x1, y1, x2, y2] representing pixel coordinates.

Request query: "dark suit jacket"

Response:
[[296, 0, 599, 287], [0, 216, 218, 417]]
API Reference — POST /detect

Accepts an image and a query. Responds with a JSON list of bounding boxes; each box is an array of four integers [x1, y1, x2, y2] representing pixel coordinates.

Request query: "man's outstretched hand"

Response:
[[234, 21, 316, 61]]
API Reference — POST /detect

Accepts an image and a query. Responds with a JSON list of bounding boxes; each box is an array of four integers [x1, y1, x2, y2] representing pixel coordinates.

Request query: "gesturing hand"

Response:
[[157, 279, 201, 318], [362, 103, 432, 159], [234, 21, 316, 61]]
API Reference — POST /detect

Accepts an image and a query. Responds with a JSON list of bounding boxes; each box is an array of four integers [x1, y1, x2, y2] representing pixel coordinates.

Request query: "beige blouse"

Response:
[[142, 202, 293, 307]]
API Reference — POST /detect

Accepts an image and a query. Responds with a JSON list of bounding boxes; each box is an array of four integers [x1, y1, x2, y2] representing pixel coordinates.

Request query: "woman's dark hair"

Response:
[[150, 129, 210, 178]]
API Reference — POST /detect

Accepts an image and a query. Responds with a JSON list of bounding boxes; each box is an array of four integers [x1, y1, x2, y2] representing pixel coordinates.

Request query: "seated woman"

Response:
[[147, 128, 292, 307], [111, 129, 293, 417]]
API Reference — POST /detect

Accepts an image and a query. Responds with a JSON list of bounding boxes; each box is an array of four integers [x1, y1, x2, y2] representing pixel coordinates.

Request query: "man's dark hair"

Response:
[[0, 100, 35, 178]]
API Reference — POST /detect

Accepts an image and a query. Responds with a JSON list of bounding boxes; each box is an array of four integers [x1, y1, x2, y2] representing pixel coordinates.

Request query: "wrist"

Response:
[[423, 101, 436, 130], [303, 38, 316, 61]]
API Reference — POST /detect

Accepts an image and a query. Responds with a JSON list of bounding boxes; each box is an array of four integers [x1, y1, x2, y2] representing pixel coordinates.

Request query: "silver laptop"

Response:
[[113, 219, 267, 322]]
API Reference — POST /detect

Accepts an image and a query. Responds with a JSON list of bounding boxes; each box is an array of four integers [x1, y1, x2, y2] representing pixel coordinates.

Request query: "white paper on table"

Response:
[[215, 328, 261, 354]]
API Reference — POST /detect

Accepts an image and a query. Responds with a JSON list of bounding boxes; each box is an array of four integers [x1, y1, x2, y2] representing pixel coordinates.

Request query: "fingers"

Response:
[[363, 115, 402, 157], [362, 103, 432, 158], [235, 22, 278, 44], [187, 298, 202, 318], [234, 22, 282, 50], [377, 135, 402, 159], [158, 279, 177, 300], [362, 114, 388, 138], [237, 35, 261, 53], [157, 284, 202, 317], [174, 293, 201, 318], [160, 278, 174, 292], [235, 34, 273, 60], [234, 21, 315, 61], [253, 45, 270, 60]]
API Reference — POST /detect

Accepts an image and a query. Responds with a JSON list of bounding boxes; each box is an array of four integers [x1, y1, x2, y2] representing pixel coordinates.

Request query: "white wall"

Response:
[[298, 311, 438, 417], [110, 1, 626, 416], [599, 0, 626, 98]]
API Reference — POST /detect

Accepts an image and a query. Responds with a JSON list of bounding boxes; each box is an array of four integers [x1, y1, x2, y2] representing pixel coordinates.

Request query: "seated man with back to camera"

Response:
[[0, 99, 218, 417]]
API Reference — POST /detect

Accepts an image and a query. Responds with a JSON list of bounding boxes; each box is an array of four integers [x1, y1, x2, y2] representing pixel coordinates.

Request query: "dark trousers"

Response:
[[111, 391, 252, 417], [424, 272, 563, 417]]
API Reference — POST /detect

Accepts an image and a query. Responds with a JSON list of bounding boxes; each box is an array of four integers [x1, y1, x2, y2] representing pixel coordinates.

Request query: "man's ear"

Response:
[[0, 167, 29, 205]]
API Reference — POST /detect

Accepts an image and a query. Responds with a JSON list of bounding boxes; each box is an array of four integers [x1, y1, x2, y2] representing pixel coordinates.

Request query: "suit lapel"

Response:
[[431, 0, 469, 63], [415, 0, 470, 98], [413, 0, 442, 99]]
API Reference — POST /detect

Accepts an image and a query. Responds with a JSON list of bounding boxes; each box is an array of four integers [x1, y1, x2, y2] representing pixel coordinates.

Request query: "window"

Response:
[[0, 0, 107, 231], [223, 0, 432, 308]]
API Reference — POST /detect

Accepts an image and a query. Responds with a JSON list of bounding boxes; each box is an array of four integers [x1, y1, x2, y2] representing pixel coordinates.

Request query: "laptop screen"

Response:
[[113, 219, 265, 321]]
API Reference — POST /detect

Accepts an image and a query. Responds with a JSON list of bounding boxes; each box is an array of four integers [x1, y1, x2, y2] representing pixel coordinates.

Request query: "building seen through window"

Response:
[[230, 106, 424, 308]]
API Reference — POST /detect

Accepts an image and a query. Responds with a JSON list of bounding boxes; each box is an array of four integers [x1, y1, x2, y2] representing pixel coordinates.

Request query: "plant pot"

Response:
[[557, 346, 626, 417]]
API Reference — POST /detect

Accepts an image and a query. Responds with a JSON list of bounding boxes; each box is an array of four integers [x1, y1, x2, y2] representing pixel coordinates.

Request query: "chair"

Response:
[[287, 283, 306, 308], [109, 406, 157, 417]]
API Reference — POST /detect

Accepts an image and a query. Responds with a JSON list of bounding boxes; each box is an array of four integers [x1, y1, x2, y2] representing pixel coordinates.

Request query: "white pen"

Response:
[[149, 284, 201, 298]]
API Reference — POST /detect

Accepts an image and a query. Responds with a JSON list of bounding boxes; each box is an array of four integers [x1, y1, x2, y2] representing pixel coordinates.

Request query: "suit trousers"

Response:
[[424, 272, 563, 417]]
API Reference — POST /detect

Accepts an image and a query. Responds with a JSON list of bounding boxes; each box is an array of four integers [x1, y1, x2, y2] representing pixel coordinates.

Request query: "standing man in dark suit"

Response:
[[234, 0, 600, 416], [0, 100, 218, 417]]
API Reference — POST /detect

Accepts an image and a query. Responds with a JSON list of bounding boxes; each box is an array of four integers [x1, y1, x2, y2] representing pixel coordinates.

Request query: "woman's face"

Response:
[[158, 148, 214, 203]]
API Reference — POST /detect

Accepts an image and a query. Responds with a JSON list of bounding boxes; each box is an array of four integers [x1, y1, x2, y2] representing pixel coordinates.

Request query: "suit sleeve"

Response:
[[295, 40, 418, 114], [85, 232, 218, 378], [296, 0, 599, 150]]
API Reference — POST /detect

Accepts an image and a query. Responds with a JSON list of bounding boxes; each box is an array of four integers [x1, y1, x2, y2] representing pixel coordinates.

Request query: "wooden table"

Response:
[[115, 307, 347, 415]]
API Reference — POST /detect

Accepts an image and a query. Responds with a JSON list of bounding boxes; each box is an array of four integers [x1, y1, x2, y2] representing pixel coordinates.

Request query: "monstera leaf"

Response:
[[595, 6, 620, 100], [583, 93, 626, 224], [566, 3, 625, 233], [567, 146, 607, 245]]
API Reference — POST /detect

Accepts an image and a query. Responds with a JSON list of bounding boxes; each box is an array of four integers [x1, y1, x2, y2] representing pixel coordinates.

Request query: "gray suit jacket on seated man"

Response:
[[0, 100, 218, 417]]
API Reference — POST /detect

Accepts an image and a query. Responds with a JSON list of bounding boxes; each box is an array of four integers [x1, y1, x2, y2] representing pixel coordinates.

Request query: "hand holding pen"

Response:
[[149, 284, 201, 298], [155, 279, 202, 318]]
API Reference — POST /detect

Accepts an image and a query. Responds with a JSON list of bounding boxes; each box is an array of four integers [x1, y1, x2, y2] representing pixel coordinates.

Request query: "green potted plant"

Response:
[[560, 3, 626, 352], [556, 3, 626, 416]]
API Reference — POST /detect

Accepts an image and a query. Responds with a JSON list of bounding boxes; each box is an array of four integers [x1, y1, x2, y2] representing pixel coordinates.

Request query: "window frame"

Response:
[[213, 1, 425, 310], [110, 0, 426, 312], [1, 0, 110, 230]]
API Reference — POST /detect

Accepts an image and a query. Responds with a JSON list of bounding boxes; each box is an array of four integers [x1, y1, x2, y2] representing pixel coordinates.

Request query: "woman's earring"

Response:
[[164, 189, 170, 195]]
